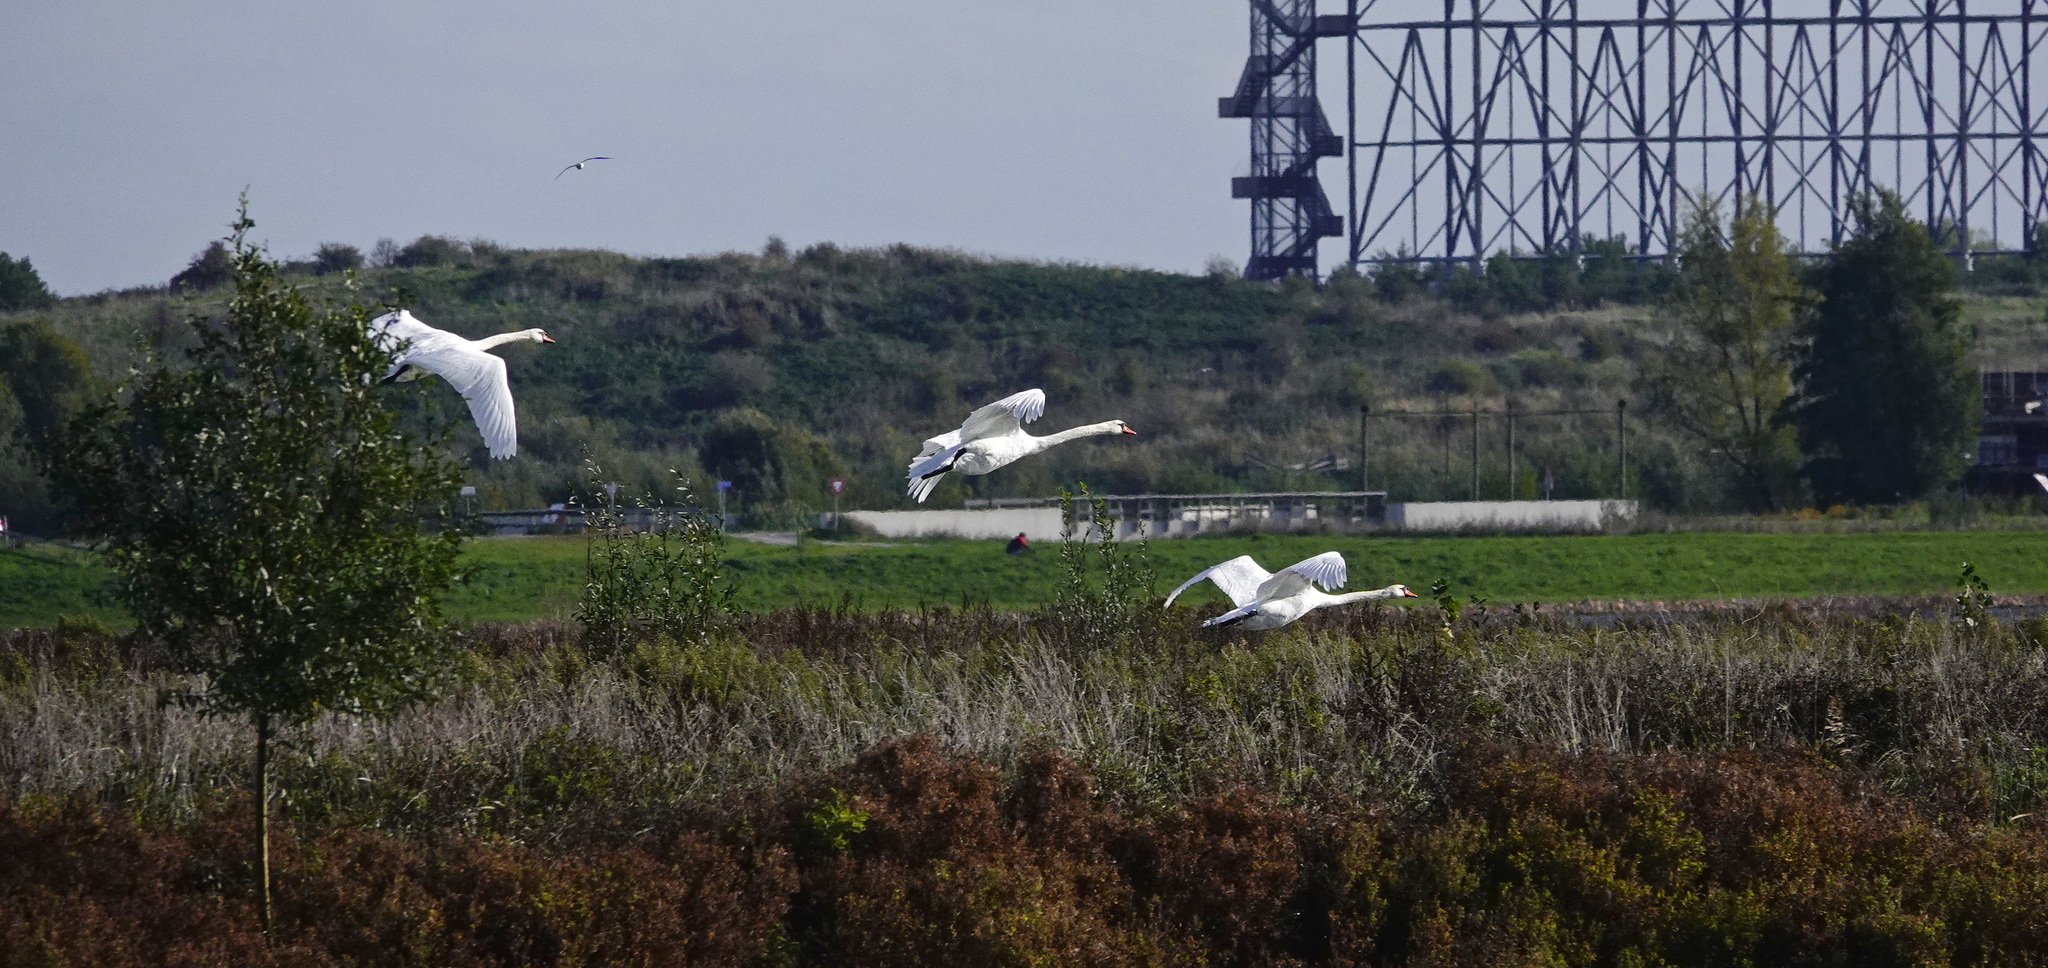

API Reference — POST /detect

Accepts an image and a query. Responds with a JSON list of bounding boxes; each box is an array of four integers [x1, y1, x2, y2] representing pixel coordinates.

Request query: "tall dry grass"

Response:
[[7, 600, 2048, 838]]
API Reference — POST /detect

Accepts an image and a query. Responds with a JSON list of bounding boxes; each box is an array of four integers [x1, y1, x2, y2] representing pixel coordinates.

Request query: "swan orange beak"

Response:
[[1121, 425, 1138, 435], [541, 334, 556, 344], [1401, 588, 1420, 597]]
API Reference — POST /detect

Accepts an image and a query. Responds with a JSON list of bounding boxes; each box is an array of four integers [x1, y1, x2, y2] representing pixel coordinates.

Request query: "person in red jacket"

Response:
[[1006, 532, 1031, 555]]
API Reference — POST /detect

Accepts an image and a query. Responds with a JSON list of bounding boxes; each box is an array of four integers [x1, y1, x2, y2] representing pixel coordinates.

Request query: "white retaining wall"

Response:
[[1383, 499, 1634, 531], [837, 499, 1635, 539], [839, 508, 1068, 541]]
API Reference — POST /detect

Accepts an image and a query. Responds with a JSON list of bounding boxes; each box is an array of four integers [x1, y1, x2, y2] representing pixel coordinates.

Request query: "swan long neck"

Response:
[[1326, 586, 1412, 606], [473, 329, 541, 351], [1030, 421, 1128, 450]]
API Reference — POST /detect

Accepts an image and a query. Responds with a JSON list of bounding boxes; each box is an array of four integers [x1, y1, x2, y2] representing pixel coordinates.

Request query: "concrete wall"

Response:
[[839, 508, 1068, 541], [838, 499, 1635, 539], [1383, 499, 1634, 532]]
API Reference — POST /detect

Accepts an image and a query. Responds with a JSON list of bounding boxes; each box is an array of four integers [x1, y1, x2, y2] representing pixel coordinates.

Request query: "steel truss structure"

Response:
[[1229, 0, 2048, 274]]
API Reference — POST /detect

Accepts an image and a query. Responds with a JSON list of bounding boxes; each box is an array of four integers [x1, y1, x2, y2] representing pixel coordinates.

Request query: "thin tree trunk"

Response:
[[255, 711, 272, 937]]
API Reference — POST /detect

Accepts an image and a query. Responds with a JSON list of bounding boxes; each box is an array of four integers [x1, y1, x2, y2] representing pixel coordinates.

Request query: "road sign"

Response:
[[459, 486, 477, 497], [716, 480, 733, 492], [828, 477, 846, 495]]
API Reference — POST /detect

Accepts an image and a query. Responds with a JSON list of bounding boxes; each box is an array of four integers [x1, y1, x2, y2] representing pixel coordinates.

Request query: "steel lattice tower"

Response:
[[1331, 0, 2048, 269], [1221, 0, 1351, 279]]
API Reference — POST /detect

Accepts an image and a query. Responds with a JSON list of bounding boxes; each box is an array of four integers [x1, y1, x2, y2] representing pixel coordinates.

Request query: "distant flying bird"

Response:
[[904, 389, 1136, 503], [1166, 552, 1418, 630], [555, 156, 611, 179], [369, 310, 554, 460]]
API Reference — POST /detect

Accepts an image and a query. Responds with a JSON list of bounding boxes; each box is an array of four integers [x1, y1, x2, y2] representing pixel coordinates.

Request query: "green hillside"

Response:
[[8, 235, 2047, 528]]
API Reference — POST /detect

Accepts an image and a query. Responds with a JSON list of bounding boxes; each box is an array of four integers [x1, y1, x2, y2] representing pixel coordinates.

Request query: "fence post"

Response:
[[1470, 407, 1480, 501], [1357, 403, 1369, 492], [1616, 398, 1628, 498], [1505, 399, 1517, 500]]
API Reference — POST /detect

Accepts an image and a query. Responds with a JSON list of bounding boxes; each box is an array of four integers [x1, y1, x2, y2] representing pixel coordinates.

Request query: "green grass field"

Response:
[[7, 529, 2047, 628]]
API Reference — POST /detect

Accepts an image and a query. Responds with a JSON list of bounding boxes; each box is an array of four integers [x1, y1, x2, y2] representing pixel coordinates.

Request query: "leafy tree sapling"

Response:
[[575, 459, 732, 658], [57, 202, 464, 934], [1642, 196, 1806, 511]]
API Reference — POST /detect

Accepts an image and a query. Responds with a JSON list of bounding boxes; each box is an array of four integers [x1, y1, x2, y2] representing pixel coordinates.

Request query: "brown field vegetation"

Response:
[[8, 597, 2048, 963]]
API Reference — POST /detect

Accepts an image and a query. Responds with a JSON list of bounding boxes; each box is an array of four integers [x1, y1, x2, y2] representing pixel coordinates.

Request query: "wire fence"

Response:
[[1358, 400, 1630, 502]]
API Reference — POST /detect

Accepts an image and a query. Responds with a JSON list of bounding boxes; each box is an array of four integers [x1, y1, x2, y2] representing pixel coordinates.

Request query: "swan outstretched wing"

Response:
[[957, 389, 1045, 443], [369, 311, 518, 459], [426, 349, 518, 459], [1165, 555, 1272, 609], [1254, 552, 1347, 603]]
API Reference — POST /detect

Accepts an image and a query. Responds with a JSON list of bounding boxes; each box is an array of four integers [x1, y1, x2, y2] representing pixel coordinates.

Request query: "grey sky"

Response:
[[1, 2, 1277, 296]]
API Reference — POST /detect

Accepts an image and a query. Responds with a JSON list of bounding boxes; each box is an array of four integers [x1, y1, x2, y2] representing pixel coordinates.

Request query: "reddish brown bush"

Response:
[[0, 798, 791, 967], [10, 741, 2048, 966]]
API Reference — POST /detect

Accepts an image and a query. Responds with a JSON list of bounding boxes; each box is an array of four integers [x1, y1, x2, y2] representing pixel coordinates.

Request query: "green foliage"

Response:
[[799, 788, 870, 854], [57, 206, 464, 726], [1788, 190, 1978, 503], [1954, 560, 1995, 627], [1416, 235, 1675, 316], [0, 252, 57, 311], [574, 461, 732, 658], [1430, 576, 1462, 623], [1424, 357, 1495, 396], [392, 235, 473, 269], [0, 320, 99, 533], [0, 318, 98, 447], [697, 407, 844, 514], [1643, 196, 1806, 511]]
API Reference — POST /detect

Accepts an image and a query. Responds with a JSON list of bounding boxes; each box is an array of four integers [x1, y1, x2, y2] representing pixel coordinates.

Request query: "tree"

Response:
[[0, 319, 98, 446], [58, 205, 463, 934], [171, 241, 234, 290], [1642, 197, 1805, 511], [699, 407, 845, 508], [312, 242, 364, 275], [1784, 190, 1976, 504], [0, 253, 57, 310]]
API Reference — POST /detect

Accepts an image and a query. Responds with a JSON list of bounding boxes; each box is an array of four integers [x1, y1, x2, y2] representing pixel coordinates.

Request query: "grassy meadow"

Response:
[[8, 526, 2048, 628]]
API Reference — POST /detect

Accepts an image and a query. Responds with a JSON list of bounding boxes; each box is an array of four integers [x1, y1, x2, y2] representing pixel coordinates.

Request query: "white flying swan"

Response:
[[1166, 551, 1418, 630], [368, 309, 554, 460], [905, 388, 1136, 503]]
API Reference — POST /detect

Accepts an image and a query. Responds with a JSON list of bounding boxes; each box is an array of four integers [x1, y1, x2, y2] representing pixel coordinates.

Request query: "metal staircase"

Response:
[[1220, 1, 1349, 280]]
